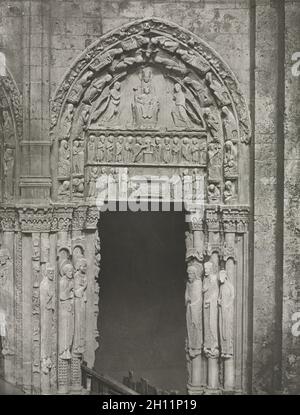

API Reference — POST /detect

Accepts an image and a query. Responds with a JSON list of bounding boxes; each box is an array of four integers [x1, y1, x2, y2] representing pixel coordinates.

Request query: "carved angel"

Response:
[[92, 82, 121, 126], [206, 72, 231, 106]]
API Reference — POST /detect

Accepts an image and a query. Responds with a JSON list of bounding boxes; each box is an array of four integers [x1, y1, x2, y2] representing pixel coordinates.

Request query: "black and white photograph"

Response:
[[0, 0, 299, 400]]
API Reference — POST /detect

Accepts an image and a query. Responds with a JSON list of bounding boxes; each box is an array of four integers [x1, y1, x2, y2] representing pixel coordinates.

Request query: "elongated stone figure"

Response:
[[203, 261, 219, 358], [73, 258, 88, 356], [218, 270, 234, 358], [59, 263, 74, 360]]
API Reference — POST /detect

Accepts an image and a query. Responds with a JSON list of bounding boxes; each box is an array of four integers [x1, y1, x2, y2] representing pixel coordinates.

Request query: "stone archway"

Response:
[[0, 18, 251, 395], [47, 17, 251, 395]]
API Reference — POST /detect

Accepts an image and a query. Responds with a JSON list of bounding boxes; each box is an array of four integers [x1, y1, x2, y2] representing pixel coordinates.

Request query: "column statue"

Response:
[[185, 261, 204, 393], [203, 261, 219, 358], [59, 263, 74, 360], [40, 264, 55, 374], [218, 270, 234, 359], [73, 258, 88, 356]]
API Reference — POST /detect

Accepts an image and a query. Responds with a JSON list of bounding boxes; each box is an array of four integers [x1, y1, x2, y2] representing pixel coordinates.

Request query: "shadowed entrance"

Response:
[[94, 210, 187, 393]]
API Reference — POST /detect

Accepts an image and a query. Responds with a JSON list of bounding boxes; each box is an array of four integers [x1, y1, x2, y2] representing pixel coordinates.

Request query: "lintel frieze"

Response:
[[0, 204, 249, 233]]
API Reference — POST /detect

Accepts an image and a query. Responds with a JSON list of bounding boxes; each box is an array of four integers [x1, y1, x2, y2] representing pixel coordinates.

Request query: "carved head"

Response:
[[62, 263, 73, 279], [77, 258, 88, 274], [164, 137, 170, 145], [183, 137, 189, 144], [67, 103, 74, 114], [89, 135, 95, 143], [187, 263, 201, 283], [173, 136, 179, 144], [46, 265, 55, 281], [155, 137, 161, 145], [208, 184, 215, 193], [225, 181, 233, 191], [204, 261, 213, 276], [174, 83, 182, 93], [225, 140, 233, 151], [187, 265, 197, 282], [142, 67, 152, 83], [219, 270, 227, 284], [62, 181, 70, 191], [100, 135, 105, 142], [192, 137, 197, 145], [222, 106, 229, 116], [114, 81, 121, 91]]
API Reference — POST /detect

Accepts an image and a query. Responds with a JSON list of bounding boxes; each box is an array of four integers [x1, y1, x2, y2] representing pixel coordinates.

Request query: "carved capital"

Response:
[[18, 207, 53, 233], [221, 207, 250, 234], [85, 206, 99, 230], [72, 206, 88, 231], [51, 207, 73, 232], [205, 207, 220, 232], [0, 207, 18, 231]]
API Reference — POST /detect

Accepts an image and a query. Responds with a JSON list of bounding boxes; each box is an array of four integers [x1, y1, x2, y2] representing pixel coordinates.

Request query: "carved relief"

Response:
[[224, 140, 238, 178], [218, 270, 234, 359], [207, 183, 221, 204], [50, 18, 251, 203], [132, 68, 159, 128], [40, 264, 55, 374], [72, 140, 84, 175], [60, 103, 74, 139], [185, 263, 203, 358], [44, 18, 252, 395], [58, 251, 74, 360], [224, 180, 236, 204], [203, 261, 219, 358], [85, 131, 207, 170], [0, 242, 13, 357], [72, 244, 88, 356], [58, 140, 71, 177], [3, 148, 15, 201]]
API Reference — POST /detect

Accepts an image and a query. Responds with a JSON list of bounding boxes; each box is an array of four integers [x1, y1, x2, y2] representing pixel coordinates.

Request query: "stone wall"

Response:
[[0, 0, 299, 394]]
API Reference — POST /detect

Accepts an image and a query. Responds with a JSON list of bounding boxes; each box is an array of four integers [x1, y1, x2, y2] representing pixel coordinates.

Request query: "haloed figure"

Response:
[[185, 264, 203, 358]]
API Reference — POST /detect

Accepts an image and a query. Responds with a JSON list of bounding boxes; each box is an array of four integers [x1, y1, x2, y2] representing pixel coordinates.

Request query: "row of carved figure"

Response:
[[186, 261, 234, 359], [58, 134, 237, 174], [57, 165, 237, 205], [60, 76, 237, 140], [39, 258, 87, 374], [87, 134, 207, 165]]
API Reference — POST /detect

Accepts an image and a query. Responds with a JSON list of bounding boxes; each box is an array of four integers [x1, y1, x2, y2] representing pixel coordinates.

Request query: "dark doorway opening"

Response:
[[94, 210, 187, 393]]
